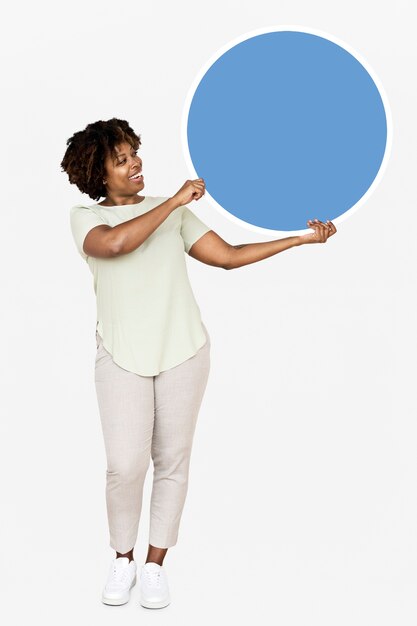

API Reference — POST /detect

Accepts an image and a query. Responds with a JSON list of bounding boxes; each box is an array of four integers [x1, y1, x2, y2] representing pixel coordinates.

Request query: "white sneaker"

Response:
[[102, 557, 137, 605], [139, 562, 171, 609]]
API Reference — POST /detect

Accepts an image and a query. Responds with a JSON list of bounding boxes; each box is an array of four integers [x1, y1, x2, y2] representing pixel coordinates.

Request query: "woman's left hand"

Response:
[[299, 218, 337, 244]]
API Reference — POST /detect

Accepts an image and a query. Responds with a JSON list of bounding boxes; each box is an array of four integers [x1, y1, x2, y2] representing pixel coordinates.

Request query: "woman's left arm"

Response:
[[188, 219, 337, 270]]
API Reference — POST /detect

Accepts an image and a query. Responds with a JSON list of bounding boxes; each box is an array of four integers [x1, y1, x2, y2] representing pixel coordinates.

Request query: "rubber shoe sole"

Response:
[[139, 595, 170, 609]]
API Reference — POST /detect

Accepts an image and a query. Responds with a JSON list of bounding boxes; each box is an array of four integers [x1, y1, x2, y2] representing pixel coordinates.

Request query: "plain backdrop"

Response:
[[1, 0, 416, 624]]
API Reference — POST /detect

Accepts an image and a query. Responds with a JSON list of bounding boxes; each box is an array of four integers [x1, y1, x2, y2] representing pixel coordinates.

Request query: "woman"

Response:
[[61, 117, 336, 610]]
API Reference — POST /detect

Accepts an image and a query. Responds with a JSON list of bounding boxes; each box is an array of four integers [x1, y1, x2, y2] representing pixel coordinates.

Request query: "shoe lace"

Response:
[[109, 563, 129, 587], [145, 569, 161, 588]]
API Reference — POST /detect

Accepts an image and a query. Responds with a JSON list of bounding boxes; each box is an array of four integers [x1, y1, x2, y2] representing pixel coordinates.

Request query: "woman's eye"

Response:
[[118, 152, 138, 165]]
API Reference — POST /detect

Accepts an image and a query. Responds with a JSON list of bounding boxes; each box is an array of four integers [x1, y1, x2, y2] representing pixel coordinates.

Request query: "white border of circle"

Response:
[[180, 25, 393, 236]]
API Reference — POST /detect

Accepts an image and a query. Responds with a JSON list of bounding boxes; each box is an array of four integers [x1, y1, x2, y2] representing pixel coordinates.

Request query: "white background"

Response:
[[1, 0, 416, 624]]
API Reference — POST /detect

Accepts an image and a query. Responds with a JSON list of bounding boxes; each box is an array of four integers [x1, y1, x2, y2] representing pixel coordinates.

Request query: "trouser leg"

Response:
[[94, 332, 154, 554], [149, 324, 211, 548]]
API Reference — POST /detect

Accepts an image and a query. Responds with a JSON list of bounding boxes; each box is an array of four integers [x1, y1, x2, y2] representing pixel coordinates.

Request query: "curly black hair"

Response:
[[60, 117, 141, 201]]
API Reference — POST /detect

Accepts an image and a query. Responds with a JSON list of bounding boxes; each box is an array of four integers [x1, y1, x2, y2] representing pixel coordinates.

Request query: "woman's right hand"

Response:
[[172, 179, 206, 208]]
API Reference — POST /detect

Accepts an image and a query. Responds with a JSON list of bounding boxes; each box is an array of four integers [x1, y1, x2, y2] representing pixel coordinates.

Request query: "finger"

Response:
[[312, 226, 320, 239], [319, 222, 331, 237], [307, 222, 319, 236], [307, 218, 327, 228], [324, 221, 336, 235], [307, 221, 328, 241], [320, 225, 328, 241], [307, 219, 334, 239], [314, 219, 330, 228], [325, 224, 334, 240]]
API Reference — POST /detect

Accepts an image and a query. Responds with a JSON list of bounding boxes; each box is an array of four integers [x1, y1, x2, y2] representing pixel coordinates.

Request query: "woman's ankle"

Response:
[[116, 549, 134, 562]]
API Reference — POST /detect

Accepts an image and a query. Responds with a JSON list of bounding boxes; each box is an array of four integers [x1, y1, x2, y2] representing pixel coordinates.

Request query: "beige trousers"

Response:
[[94, 324, 211, 553]]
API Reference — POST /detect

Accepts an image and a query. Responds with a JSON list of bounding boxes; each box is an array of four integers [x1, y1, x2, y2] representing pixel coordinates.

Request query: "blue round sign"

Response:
[[182, 28, 391, 233]]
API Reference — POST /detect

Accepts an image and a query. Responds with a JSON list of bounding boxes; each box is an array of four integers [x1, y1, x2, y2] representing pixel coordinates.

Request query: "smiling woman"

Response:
[[60, 117, 214, 609]]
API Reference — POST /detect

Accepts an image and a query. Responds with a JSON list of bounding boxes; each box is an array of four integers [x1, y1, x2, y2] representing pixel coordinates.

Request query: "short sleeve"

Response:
[[69, 205, 106, 260], [180, 206, 211, 254]]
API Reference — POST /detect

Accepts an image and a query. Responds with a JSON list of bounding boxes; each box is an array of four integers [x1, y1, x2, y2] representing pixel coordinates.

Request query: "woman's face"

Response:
[[103, 140, 144, 195]]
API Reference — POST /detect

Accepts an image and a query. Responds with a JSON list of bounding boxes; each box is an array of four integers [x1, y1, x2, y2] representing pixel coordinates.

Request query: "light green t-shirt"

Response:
[[69, 196, 212, 376]]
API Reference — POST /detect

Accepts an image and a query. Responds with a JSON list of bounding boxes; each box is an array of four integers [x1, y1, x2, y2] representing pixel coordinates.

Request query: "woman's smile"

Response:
[[129, 172, 144, 183]]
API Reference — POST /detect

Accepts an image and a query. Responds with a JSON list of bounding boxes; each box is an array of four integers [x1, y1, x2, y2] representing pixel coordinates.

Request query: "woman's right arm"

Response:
[[83, 179, 205, 258]]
